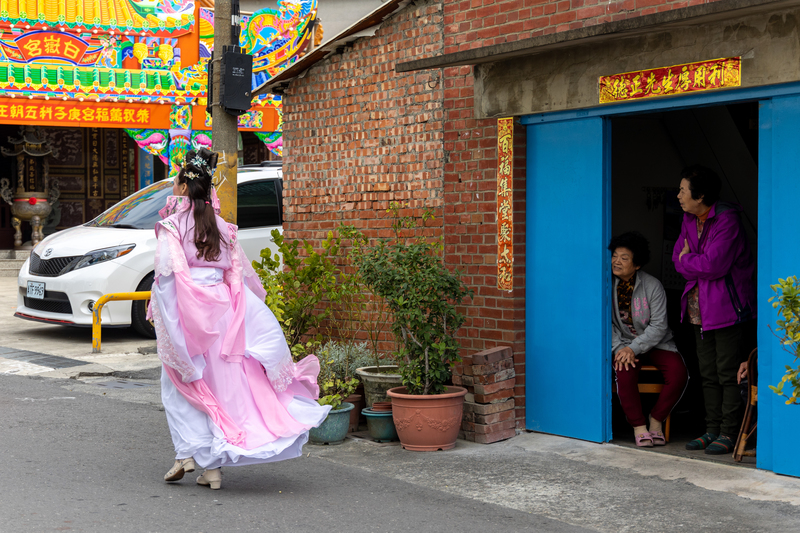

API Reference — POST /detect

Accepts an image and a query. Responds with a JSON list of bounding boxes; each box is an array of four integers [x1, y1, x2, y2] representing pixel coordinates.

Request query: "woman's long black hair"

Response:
[[175, 147, 223, 262]]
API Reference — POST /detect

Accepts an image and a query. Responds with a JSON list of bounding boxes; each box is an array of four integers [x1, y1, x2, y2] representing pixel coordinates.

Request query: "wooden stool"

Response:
[[612, 365, 671, 442], [734, 348, 757, 462]]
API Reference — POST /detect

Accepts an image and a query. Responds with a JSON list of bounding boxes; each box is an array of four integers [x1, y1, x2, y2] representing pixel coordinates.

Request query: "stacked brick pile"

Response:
[[455, 346, 516, 444]]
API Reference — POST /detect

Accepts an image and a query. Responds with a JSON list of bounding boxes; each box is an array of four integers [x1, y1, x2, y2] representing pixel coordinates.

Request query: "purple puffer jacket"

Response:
[[672, 201, 756, 331]]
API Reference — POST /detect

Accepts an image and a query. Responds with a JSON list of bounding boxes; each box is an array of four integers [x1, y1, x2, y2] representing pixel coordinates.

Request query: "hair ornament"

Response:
[[189, 155, 210, 170], [185, 170, 199, 180]]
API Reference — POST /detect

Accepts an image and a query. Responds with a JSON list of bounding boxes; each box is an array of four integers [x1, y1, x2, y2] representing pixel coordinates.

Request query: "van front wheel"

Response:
[[131, 272, 156, 339]]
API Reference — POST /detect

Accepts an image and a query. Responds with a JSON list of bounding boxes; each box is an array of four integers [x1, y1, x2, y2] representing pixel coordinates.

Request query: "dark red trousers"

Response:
[[614, 349, 688, 427]]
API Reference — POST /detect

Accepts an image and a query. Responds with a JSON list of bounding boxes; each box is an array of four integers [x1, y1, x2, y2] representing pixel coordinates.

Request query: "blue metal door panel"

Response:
[[525, 117, 611, 443], [758, 96, 800, 477]]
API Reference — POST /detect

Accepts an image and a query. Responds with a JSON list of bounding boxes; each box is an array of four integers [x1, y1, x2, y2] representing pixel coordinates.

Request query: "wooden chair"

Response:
[[734, 348, 758, 462], [612, 365, 671, 442]]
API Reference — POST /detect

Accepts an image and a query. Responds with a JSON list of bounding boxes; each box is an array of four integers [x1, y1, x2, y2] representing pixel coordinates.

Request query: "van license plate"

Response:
[[27, 281, 45, 299]]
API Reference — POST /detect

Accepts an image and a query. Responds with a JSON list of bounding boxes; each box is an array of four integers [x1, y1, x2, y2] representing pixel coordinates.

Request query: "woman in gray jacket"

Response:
[[610, 232, 688, 447]]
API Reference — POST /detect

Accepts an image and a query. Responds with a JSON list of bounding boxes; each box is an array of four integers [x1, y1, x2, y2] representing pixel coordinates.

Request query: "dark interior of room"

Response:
[[610, 101, 759, 464]]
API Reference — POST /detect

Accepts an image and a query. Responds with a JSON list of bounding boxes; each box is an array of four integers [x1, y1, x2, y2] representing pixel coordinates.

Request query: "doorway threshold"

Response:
[[610, 436, 756, 468]]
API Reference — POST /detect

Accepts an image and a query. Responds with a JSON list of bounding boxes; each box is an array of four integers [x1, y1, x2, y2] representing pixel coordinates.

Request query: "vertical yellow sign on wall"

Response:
[[497, 117, 514, 291]]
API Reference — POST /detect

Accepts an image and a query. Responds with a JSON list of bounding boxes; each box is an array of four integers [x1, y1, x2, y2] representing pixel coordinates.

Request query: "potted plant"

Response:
[[769, 277, 800, 405], [321, 340, 373, 431], [254, 229, 341, 352], [338, 225, 403, 407], [345, 203, 473, 451], [308, 352, 359, 445]]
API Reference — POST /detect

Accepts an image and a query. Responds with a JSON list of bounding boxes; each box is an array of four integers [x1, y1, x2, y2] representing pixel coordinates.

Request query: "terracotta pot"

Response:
[[355, 366, 402, 407], [371, 401, 393, 412], [387, 386, 467, 451], [354, 383, 367, 426], [344, 393, 363, 433]]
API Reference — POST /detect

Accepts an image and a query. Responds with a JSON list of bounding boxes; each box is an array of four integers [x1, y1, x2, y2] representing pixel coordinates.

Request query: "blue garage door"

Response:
[[758, 95, 800, 477], [525, 117, 611, 443]]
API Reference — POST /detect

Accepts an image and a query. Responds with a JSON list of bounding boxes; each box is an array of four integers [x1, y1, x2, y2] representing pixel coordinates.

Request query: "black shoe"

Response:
[[705, 434, 735, 455], [685, 432, 718, 450]]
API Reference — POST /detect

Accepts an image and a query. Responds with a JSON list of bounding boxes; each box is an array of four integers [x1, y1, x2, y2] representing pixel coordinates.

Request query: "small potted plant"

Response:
[[308, 353, 359, 445], [346, 203, 473, 451], [321, 340, 373, 431]]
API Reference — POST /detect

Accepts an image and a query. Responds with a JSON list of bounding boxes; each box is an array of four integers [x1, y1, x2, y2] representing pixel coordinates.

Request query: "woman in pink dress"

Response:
[[149, 148, 330, 490]]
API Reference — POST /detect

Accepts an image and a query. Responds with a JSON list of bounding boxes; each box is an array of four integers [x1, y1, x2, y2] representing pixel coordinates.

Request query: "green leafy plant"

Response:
[[337, 225, 399, 371], [320, 340, 374, 379], [317, 348, 359, 410], [254, 229, 341, 350], [343, 202, 472, 395], [769, 277, 800, 405]]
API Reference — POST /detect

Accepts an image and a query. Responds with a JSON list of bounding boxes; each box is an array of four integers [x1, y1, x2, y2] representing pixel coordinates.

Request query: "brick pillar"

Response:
[[455, 346, 516, 444]]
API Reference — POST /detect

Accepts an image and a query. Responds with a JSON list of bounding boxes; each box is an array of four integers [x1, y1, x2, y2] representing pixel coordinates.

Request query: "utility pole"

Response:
[[211, 0, 239, 224]]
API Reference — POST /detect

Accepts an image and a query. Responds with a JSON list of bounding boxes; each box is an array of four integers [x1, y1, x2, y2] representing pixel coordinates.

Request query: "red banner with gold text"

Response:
[[0, 99, 172, 129], [497, 117, 513, 292], [599, 57, 741, 104]]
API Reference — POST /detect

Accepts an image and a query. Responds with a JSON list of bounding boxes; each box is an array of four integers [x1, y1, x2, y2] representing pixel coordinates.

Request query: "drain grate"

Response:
[[94, 380, 153, 389], [0, 346, 90, 369]]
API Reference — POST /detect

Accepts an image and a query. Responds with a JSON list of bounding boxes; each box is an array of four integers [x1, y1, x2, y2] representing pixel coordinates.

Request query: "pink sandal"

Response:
[[635, 432, 654, 447], [648, 430, 666, 446]]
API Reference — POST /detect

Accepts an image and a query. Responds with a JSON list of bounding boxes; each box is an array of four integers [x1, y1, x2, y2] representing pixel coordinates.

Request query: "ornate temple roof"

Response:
[[0, 0, 195, 37]]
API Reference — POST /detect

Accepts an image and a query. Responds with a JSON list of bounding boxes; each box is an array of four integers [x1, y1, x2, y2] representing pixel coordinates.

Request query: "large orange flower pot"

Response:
[[387, 386, 467, 451]]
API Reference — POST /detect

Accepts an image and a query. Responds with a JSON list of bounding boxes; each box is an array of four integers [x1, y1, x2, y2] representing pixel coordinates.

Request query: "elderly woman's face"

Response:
[[611, 247, 639, 281], [677, 178, 705, 215]]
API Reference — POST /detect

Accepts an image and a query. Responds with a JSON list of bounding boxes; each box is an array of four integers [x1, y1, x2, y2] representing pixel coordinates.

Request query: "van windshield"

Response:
[[85, 181, 173, 229]]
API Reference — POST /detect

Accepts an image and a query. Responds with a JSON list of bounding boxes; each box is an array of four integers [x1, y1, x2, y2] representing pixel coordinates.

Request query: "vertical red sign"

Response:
[[497, 117, 513, 291]]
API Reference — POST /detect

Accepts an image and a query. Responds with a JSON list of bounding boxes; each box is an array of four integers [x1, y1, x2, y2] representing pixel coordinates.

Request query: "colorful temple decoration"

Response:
[[238, 0, 318, 87], [169, 103, 191, 128], [0, 0, 320, 175], [0, 0, 196, 37], [125, 128, 168, 163], [167, 128, 190, 177], [198, 7, 213, 60], [255, 131, 282, 158], [199, 2, 317, 159], [190, 129, 210, 151]]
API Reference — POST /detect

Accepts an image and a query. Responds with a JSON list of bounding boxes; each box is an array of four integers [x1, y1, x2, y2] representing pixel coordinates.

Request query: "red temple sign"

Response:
[[0, 98, 172, 129], [599, 57, 741, 104], [3, 32, 98, 65], [497, 117, 514, 292]]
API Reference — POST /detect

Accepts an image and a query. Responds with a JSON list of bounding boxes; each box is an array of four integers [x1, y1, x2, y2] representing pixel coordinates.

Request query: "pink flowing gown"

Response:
[[150, 197, 331, 469]]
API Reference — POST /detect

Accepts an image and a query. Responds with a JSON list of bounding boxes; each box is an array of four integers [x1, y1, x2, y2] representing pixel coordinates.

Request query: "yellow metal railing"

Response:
[[92, 291, 152, 353]]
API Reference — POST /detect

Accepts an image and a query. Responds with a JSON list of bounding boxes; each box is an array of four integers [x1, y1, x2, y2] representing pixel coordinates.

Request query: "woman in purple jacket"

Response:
[[673, 165, 756, 455]]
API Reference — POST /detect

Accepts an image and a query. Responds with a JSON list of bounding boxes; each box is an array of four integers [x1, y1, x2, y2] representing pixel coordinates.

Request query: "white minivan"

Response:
[[15, 163, 282, 338]]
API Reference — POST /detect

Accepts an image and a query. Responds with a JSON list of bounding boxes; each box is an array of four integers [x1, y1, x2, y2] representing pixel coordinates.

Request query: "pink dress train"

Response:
[[150, 197, 330, 469]]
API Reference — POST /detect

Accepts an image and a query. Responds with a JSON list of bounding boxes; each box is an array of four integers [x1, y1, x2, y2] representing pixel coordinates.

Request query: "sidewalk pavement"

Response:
[[3, 278, 800, 531], [0, 277, 160, 378]]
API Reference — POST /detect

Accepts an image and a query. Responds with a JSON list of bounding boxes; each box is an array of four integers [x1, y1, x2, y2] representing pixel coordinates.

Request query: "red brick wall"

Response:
[[282, 2, 446, 245], [438, 0, 725, 429], [443, 63, 527, 429], [281, 2, 447, 356], [282, 0, 727, 435], [443, 0, 726, 52]]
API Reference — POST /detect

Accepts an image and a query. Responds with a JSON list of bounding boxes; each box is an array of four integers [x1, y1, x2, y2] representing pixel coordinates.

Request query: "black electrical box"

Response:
[[221, 49, 253, 116]]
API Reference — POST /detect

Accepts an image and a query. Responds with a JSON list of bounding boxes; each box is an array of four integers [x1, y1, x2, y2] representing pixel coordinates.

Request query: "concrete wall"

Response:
[[475, 5, 800, 117]]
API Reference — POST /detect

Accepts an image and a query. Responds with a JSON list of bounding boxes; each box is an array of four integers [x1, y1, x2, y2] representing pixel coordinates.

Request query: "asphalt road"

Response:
[[0, 373, 587, 533]]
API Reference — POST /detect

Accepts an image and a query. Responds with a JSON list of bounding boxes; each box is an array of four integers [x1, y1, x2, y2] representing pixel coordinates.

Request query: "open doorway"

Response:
[[610, 102, 759, 465]]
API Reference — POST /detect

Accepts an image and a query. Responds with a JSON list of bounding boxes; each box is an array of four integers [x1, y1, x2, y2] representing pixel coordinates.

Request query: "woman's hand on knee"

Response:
[[614, 347, 639, 371]]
